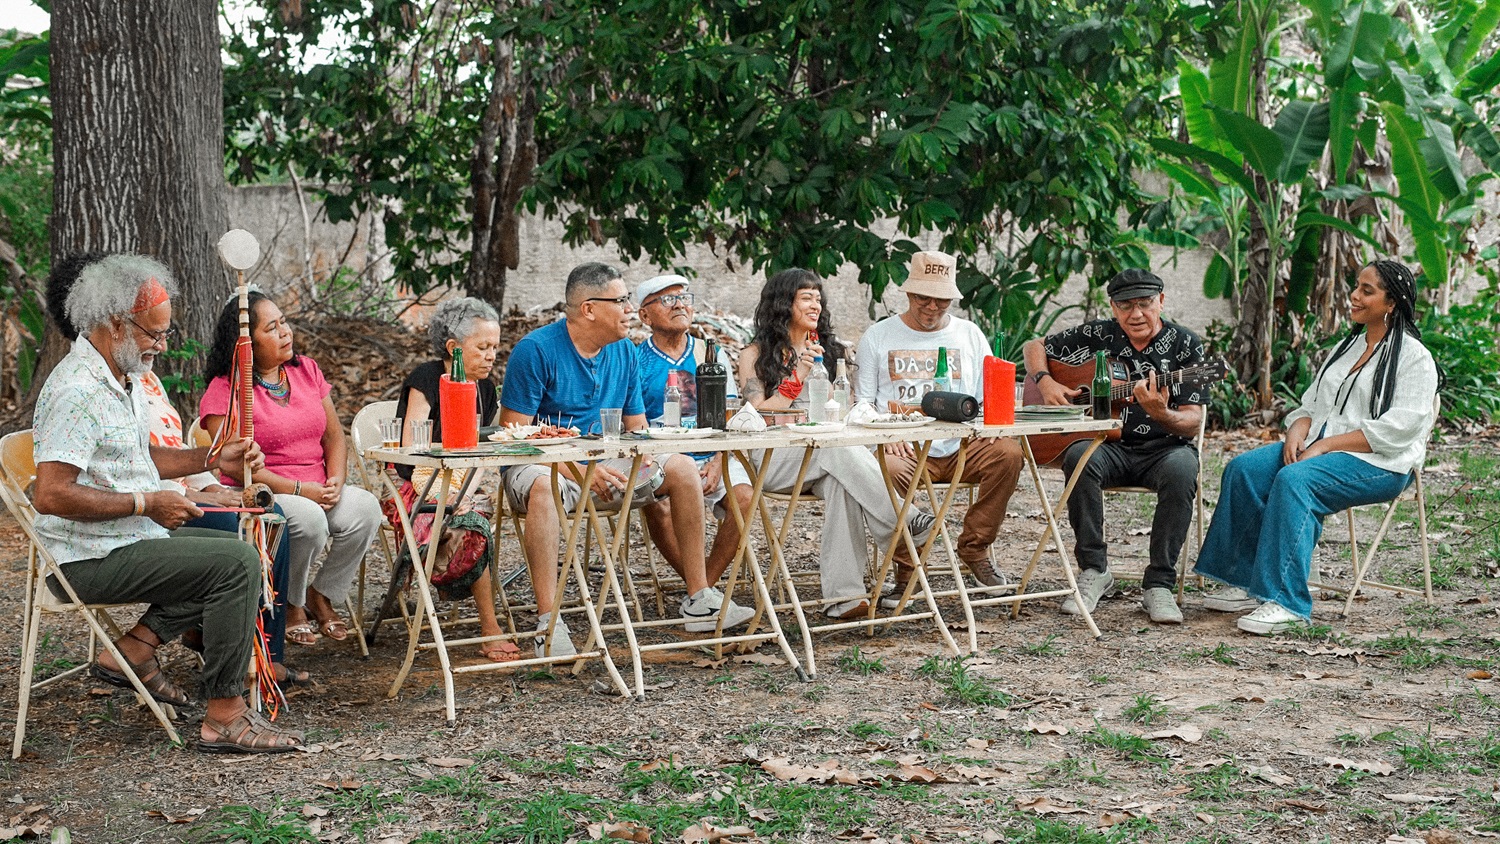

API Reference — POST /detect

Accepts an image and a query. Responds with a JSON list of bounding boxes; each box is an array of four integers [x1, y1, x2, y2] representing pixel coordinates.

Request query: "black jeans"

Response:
[[1060, 439, 1198, 591]]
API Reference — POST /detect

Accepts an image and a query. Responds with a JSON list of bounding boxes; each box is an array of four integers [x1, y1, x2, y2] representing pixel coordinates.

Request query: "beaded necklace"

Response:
[[255, 366, 292, 406]]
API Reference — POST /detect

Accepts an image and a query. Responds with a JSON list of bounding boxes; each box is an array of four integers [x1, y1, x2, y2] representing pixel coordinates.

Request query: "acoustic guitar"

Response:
[[1021, 357, 1228, 465]]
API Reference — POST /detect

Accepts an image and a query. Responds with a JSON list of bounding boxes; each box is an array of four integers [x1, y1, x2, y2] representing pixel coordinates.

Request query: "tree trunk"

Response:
[[466, 23, 538, 312], [43, 0, 229, 415]]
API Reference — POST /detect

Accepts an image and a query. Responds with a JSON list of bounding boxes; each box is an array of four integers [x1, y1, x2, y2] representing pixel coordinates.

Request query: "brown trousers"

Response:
[[885, 437, 1025, 568]]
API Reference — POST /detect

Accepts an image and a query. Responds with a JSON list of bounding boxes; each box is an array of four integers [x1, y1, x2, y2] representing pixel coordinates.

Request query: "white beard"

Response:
[[111, 341, 153, 375]]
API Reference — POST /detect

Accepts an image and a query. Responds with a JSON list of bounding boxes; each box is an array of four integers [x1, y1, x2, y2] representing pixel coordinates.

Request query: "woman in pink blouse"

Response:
[[200, 291, 381, 647]]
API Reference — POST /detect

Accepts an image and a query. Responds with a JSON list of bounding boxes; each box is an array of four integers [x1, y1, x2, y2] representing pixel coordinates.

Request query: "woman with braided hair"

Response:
[[1195, 260, 1439, 634]]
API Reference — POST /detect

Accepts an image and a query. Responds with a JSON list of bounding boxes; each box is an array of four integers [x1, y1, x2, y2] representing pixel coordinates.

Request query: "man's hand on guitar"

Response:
[[1132, 370, 1171, 419], [1038, 376, 1080, 406]]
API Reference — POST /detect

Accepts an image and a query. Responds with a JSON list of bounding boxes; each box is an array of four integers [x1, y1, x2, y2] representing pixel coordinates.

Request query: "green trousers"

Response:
[[54, 528, 261, 700]]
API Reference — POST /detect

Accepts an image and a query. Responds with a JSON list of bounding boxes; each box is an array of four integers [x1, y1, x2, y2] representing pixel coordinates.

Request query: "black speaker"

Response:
[[921, 391, 979, 422]]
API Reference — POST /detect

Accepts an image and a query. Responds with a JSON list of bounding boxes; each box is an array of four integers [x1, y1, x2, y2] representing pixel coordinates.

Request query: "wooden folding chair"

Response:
[[0, 430, 182, 757], [1317, 394, 1439, 616]]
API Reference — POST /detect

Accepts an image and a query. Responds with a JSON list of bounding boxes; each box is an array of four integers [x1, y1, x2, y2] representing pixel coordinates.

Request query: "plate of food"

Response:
[[786, 421, 846, 433], [858, 413, 935, 429], [489, 423, 581, 445], [646, 426, 721, 440]]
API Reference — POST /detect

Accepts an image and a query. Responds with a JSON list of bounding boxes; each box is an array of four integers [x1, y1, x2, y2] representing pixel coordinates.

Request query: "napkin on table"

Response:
[[726, 402, 767, 431]]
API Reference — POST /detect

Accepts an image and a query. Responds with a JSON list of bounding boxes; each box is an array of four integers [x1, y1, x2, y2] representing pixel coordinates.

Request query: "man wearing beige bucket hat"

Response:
[[855, 251, 1024, 602]]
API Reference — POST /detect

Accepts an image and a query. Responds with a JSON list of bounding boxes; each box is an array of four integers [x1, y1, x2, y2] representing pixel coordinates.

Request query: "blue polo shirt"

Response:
[[500, 319, 643, 433]]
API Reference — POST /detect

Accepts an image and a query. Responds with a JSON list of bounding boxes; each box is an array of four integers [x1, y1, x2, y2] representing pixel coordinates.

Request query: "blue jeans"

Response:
[[185, 507, 291, 666], [1195, 443, 1411, 619]]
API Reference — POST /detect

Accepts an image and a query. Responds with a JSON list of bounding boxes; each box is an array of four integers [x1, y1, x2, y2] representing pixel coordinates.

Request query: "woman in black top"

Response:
[[389, 297, 516, 661]]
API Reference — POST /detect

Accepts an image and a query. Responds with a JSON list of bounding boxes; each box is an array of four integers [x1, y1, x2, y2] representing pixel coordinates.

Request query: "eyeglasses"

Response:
[[643, 293, 694, 308], [128, 317, 176, 346], [584, 295, 633, 308], [909, 294, 952, 310], [1110, 297, 1159, 314]]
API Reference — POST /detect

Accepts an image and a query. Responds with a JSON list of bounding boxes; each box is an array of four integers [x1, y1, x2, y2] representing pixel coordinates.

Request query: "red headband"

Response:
[[130, 278, 170, 314]]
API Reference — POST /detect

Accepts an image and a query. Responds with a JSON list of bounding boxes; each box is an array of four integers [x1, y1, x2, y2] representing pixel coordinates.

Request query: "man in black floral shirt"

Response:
[[1021, 269, 1206, 625]]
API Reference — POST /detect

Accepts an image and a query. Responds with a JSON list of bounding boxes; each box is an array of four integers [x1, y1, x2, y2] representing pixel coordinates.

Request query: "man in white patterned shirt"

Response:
[[31, 254, 302, 753]]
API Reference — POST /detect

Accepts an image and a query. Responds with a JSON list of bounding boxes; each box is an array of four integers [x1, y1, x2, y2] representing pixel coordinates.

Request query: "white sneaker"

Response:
[[534, 612, 578, 659], [1202, 586, 1258, 613], [681, 587, 755, 632], [1236, 601, 1302, 636], [1141, 587, 1183, 624], [1060, 569, 1115, 616]]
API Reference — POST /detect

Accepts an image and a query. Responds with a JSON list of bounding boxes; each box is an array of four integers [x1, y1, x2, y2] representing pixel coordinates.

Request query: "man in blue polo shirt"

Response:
[[500, 263, 753, 658]]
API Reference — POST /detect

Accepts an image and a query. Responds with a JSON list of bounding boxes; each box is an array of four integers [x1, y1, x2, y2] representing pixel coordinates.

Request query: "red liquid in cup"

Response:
[[438, 375, 479, 448]]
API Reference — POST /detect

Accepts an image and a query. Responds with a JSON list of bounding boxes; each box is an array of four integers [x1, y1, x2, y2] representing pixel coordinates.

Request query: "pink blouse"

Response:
[[200, 357, 333, 484]]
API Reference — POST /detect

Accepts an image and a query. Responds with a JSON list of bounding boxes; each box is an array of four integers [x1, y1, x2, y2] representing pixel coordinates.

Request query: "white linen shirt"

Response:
[[33, 338, 170, 563], [1284, 332, 1438, 476]]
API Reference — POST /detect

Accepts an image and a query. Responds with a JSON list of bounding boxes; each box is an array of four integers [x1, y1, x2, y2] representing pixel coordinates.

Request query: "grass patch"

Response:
[[1021, 634, 1066, 657], [836, 645, 886, 675], [1185, 643, 1239, 666], [1184, 763, 1244, 802], [916, 655, 1012, 708], [1080, 723, 1169, 769], [1122, 693, 1168, 726]]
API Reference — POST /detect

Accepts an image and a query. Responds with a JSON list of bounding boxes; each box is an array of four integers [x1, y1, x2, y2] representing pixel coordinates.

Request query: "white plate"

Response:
[[489, 426, 581, 445], [858, 417, 935, 429], [646, 427, 720, 440], [785, 421, 847, 433]]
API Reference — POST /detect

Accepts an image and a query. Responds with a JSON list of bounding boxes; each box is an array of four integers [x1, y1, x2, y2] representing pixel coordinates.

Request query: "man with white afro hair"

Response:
[[30, 252, 305, 753]]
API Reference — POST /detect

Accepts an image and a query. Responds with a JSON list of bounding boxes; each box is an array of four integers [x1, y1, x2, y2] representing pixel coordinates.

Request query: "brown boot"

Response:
[[964, 556, 1009, 588]]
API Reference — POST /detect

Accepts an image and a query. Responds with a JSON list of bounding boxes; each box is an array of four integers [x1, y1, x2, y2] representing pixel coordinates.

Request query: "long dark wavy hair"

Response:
[[1311, 260, 1424, 418], [204, 291, 303, 381], [750, 268, 844, 399]]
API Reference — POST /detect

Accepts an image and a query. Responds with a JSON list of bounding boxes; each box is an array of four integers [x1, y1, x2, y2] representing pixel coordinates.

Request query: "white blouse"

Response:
[[1284, 332, 1438, 476]]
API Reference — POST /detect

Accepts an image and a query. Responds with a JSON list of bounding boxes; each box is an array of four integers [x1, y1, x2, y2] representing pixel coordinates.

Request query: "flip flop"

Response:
[[480, 641, 523, 663], [319, 618, 350, 642], [285, 622, 319, 646]]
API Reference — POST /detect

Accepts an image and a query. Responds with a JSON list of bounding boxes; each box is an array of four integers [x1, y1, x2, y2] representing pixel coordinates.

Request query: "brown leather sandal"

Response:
[[90, 633, 191, 707], [198, 708, 304, 754]]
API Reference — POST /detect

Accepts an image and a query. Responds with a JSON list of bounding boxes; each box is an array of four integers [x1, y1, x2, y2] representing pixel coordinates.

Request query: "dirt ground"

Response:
[[3, 424, 1500, 844]]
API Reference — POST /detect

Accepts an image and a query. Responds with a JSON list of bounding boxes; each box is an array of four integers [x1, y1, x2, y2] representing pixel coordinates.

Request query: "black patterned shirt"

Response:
[[1042, 317, 1207, 448]]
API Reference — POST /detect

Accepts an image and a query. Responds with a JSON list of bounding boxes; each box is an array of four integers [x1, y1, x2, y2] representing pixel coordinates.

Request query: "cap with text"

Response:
[[903, 251, 961, 300]]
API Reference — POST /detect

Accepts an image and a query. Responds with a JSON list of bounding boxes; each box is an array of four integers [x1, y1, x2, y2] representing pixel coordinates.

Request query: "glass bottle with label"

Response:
[[831, 358, 850, 420], [663, 370, 682, 427], [933, 346, 951, 393], [696, 341, 727, 430], [1091, 349, 1112, 420]]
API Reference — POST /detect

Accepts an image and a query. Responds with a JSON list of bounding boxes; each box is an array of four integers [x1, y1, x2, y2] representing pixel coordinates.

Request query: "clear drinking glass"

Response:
[[379, 417, 402, 449], [599, 407, 623, 439], [411, 419, 432, 449]]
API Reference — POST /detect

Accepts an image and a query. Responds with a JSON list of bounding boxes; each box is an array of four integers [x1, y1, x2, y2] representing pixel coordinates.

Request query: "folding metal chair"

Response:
[[0, 430, 182, 757]]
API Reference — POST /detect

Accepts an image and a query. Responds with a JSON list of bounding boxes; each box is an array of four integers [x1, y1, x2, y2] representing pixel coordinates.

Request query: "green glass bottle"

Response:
[[1091, 349, 1111, 420], [451, 347, 466, 382], [933, 346, 950, 393]]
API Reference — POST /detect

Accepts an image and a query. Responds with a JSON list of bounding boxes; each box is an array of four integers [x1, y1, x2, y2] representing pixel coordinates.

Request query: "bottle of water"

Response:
[[662, 371, 682, 427], [805, 355, 831, 423], [832, 358, 850, 420]]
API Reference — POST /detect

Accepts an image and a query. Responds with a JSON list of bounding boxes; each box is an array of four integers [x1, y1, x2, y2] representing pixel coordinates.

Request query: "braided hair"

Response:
[[1311, 260, 1422, 418]]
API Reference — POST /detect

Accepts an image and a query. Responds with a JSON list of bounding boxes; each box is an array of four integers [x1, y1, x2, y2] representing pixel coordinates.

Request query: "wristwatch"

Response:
[[1028, 371, 1051, 385]]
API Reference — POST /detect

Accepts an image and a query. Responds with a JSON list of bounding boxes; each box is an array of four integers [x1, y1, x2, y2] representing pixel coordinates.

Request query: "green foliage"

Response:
[[0, 26, 52, 395], [524, 0, 1224, 310], [1419, 289, 1500, 422], [210, 805, 316, 844], [1122, 693, 1169, 725], [836, 645, 886, 675]]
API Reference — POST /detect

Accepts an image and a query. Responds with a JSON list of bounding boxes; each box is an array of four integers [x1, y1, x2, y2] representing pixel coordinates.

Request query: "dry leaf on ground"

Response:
[[1142, 725, 1201, 743], [760, 758, 859, 785], [314, 777, 365, 791], [425, 756, 474, 768], [586, 820, 652, 842], [1015, 796, 1088, 815], [1246, 765, 1295, 786], [1325, 757, 1395, 776], [682, 821, 756, 842], [143, 809, 204, 824], [1025, 720, 1068, 736], [1381, 793, 1456, 805]]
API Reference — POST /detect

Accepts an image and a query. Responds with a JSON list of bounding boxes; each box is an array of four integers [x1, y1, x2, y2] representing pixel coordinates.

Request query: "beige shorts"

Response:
[[502, 464, 583, 515]]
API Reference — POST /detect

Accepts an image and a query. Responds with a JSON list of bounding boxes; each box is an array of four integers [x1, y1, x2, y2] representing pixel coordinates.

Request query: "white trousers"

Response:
[[275, 485, 382, 607], [728, 445, 902, 601]]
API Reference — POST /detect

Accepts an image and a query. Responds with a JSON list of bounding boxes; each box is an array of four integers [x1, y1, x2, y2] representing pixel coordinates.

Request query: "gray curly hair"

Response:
[[429, 297, 500, 358], [65, 254, 180, 336]]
